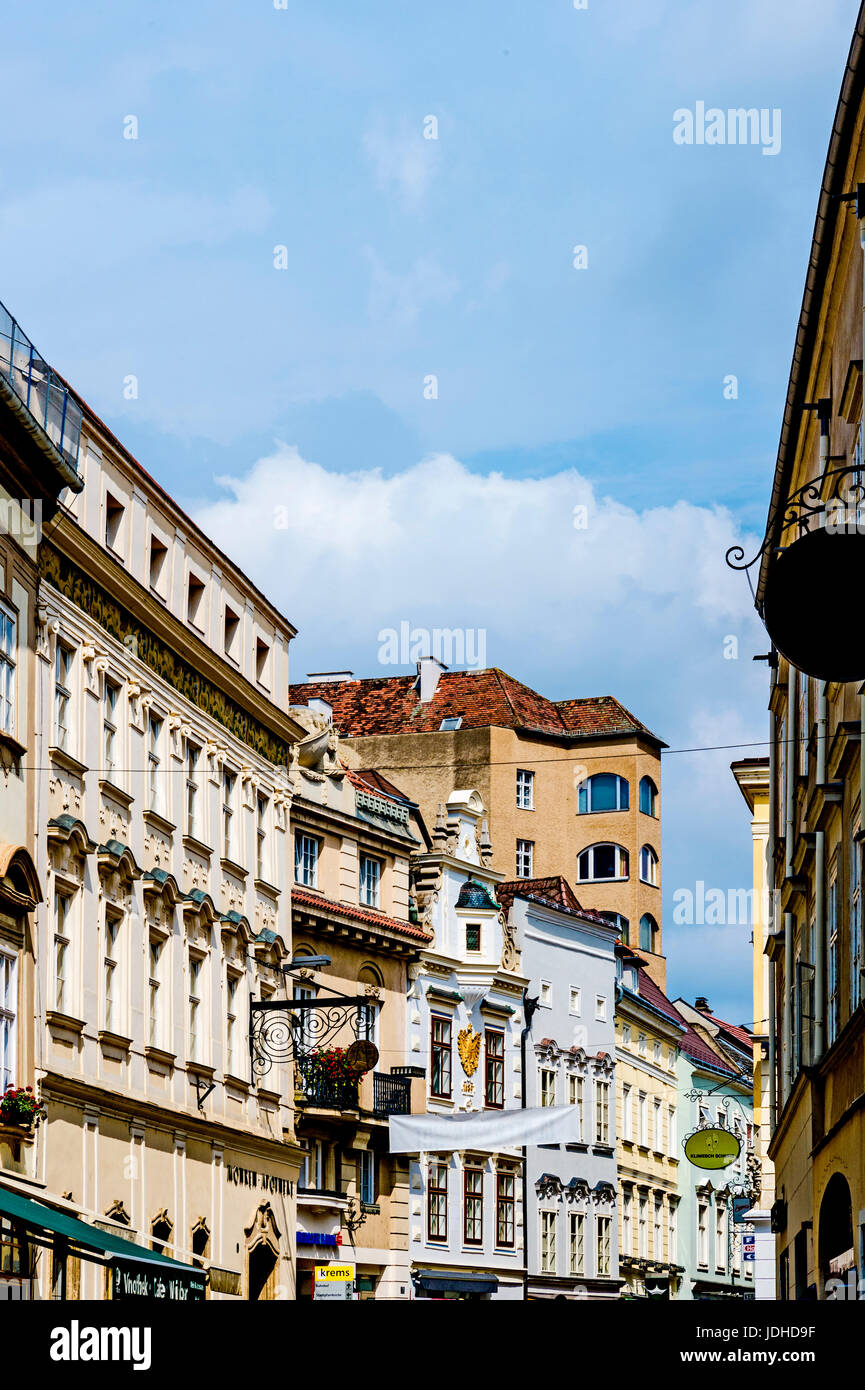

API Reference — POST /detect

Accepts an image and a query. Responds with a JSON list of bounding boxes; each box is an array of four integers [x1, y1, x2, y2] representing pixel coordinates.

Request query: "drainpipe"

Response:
[[520, 989, 539, 1302], [767, 711, 778, 1130], [814, 683, 828, 1063]]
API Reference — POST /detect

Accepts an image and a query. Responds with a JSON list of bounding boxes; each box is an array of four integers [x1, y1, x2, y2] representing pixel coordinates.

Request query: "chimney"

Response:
[[694, 997, 712, 1014], [305, 671, 354, 684], [417, 656, 447, 704], [307, 698, 332, 722]]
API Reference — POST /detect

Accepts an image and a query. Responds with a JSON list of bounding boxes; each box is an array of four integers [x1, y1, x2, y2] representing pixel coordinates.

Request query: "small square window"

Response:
[[539, 980, 552, 1006], [595, 995, 607, 1021], [569, 987, 581, 1016], [439, 716, 462, 731], [466, 923, 481, 953]]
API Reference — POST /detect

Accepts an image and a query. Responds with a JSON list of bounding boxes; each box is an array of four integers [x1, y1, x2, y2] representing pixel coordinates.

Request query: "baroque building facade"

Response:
[[21, 391, 306, 1299]]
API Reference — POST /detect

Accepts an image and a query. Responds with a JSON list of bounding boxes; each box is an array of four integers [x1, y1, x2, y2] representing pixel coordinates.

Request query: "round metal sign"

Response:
[[762, 527, 865, 682], [683, 1127, 741, 1170], [346, 1039, 379, 1074]]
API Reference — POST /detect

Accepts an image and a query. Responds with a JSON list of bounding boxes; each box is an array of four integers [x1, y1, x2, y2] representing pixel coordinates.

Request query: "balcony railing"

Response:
[[373, 1072, 412, 1116], [0, 299, 82, 474], [294, 1056, 358, 1111]]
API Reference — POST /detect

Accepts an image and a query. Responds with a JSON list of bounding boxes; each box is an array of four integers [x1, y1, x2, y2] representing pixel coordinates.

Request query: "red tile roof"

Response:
[[635, 968, 687, 1029], [342, 765, 407, 804], [290, 669, 663, 745], [496, 876, 613, 927], [678, 1025, 739, 1077], [698, 1011, 754, 1050], [291, 887, 432, 942]]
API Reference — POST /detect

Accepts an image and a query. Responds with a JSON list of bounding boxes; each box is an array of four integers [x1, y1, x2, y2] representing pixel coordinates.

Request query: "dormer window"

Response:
[[439, 716, 462, 731]]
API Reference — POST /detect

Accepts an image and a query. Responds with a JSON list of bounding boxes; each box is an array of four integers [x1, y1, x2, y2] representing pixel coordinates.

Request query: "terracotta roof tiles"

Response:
[[291, 886, 432, 943]]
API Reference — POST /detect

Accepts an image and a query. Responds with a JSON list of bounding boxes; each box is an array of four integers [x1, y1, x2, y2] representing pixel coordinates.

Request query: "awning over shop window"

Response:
[[0, 1183, 204, 1285], [414, 1270, 499, 1295]]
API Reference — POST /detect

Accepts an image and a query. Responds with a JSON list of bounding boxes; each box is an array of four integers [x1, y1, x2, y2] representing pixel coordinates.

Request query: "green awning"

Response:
[[0, 1183, 195, 1272]]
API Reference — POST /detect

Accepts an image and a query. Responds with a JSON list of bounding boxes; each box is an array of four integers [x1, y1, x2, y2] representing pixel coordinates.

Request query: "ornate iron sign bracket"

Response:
[[725, 461, 865, 578], [249, 993, 368, 1078]]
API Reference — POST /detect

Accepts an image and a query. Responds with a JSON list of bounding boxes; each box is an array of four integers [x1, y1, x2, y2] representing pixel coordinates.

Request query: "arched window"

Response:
[[577, 844, 629, 882], [639, 915, 658, 952], [639, 845, 659, 885], [151, 1212, 173, 1256], [600, 912, 629, 944], [639, 777, 658, 817], [577, 774, 629, 814]]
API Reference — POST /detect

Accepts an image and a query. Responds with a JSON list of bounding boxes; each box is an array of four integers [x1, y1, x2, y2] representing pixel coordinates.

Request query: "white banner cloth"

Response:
[[388, 1105, 580, 1153]]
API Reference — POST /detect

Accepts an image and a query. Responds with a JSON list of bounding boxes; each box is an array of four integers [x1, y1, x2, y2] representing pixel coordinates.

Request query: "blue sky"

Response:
[[2, 0, 860, 1022]]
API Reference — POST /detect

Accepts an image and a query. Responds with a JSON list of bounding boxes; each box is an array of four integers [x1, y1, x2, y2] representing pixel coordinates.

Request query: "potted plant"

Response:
[[0, 1086, 47, 1131], [303, 1047, 365, 1090]]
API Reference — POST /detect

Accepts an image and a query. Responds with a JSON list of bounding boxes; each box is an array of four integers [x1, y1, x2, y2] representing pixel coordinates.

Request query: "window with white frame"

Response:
[[295, 833, 319, 888], [596, 1214, 611, 1277], [540, 1210, 557, 1273], [669, 1199, 678, 1264], [639, 776, 658, 817], [188, 953, 203, 1062], [828, 866, 840, 1045], [638, 1194, 648, 1256], [668, 1105, 677, 1157], [697, 1202, 708, 1267], [577, 773, 629, 813], [516, 769, 534, 809], [654, 1196, 663, 1259], [851, 833, 863, 1013], [222, 769, 236, 860], [568, 1073, 583, 1136], [653, 1098, 663, 1151], [148, 938, 162, 1047], [185, 740, 201, 839], [622, 1189, 633, 1254], [638, 1091, 648, 1145], [516, 839, 534, 877], [653, 1039, 661, 1063], [622, 1023, 631, 1045], [147, 713, 163, 813], [103, 677, 120, 780], [0, 948, 17, 1093], [54, 641, 73, 751], [594, 1079, 610, 1144], [256, 794, 269, 881], [360, 1149, 377, 1206], [359, 854, 382, 909], [569, 1211, 585, 1275], [0, 602, 16, 737], [577, 843, 628, 882], [622, 1083, 633, 1141], [638, 1031, 646, 1056], [639, 845, 659, 886], [569, 986, 581, 1016], [798, 675, 809, 777], [595, 995, 607, 1021], [539, 1066, 557, 1107], [539, 979, 552, 1006], [53, 890, 72, 1014], [226, 971, 240, 1076], [715, 1202, 727, 1272], [104, 913, 121, 1034]]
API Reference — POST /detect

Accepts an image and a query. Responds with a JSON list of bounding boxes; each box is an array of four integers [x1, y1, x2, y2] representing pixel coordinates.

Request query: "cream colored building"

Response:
[[18, 393, 306, 1299]]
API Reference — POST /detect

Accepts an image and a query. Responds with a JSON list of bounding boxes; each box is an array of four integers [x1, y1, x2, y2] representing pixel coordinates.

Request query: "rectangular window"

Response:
[[54, 891, 71, 1014], [669, 1200, 678, 1264], [622, 1190, 632, 1255], [188, 954, 202, 1062], [294, 833, 319, 888], [54, 642, 73, 751], [0, 602, 16, 737], [360, 1150, 377, 1206], [596, 1214, 611, 1277], [226, 972, 239, 1076], [539, 1067, 556, 1107], [638, 1091, 648, 1145], [541, 1211, 557, 1274], [0, 949, 17, 1094], [496, 1172, 515, 1247], [359, 854, 381, 908], [569, 986, 581, 1015], [256, 794, 269, 881], [465, 922, 481, 952], [595, 995, 607, 1021], [622, 1084, 632, 1141], [148, 939, 162, 1047], [104, 915, 120, 1034], [653, 1098, 663, 1151], [463, 1166, 483, 1245], [851, 836, 863, 1013], [428, 1160, 448, 1242], [798, 675, 809, 776], [484, 1029, 504, 1108], [222, 770, 236, 860], [654, 1197, 663, 1260], [516, 839, 534, 877], [430, 1016, 452, 1098], [828, 870, 840, 1045], [638, 1195, 648, 1256], [516, 769, 534, 809], [698, 1202, 708, 1267], [185, 741, 200, 839], [594, 1079, 610, 1144], [669, 1105, 677, 1157], [569, 1074, 583, 1138], [103, 678, 119, 779], [716, 1203, 727, 1272], [569, 1212, 585, 1275], [147, 714, 162, 813]]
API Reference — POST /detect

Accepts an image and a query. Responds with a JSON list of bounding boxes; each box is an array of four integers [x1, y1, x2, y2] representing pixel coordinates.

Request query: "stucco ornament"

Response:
[[458, 1023, 482, 1077], [500, 910, 520, 971]]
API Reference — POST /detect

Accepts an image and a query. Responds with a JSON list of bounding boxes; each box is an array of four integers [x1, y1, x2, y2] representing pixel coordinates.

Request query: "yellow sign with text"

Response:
[[315, 1265, 354, 1283]]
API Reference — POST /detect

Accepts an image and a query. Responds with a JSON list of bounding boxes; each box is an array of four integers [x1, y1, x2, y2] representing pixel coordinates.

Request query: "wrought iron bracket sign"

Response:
[[249, 992, 368, 1078]]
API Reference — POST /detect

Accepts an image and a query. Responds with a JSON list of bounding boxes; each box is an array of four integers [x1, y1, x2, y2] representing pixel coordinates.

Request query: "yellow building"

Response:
[[614, 947, 684, 1298], [291, 663, 668, 987], [735, 1, 865, 1299]]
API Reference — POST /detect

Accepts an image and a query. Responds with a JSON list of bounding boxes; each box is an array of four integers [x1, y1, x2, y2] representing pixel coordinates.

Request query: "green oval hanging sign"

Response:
[[683, 1127, 741, 1170]]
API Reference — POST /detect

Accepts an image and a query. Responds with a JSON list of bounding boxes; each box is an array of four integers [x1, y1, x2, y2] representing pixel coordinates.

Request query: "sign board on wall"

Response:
[[313, 1264, 355, 1301], [683, 1127, 741, 1170]]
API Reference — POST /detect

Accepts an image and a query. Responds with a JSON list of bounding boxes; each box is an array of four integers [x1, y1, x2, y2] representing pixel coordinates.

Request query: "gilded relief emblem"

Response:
[[458, 1024, 482, 1077]]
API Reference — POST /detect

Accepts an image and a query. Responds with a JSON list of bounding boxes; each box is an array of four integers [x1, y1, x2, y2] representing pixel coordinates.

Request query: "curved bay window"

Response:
[[639, 777, 658, 816], [639, 845, 659, 886], [577, 843, 629, 883], [577, 773, 629, 814], [639, 914, 658, 952]]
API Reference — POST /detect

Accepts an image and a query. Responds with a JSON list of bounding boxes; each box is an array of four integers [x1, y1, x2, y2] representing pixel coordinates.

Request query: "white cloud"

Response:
[[363, 119, 440, 209]]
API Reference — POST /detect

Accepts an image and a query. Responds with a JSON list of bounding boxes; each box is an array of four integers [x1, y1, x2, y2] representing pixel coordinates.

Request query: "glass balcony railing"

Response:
[[0, 298, 82, 475]]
